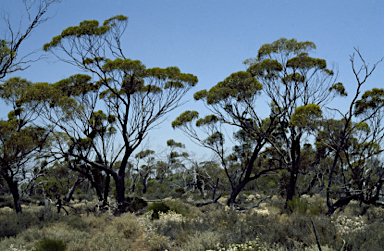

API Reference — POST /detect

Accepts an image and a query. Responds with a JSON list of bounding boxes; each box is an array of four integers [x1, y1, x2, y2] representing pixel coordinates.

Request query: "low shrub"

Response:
[[35, 238, 67, 251], [126, 196, 147, 212], [287, 195, 309, 214], [165, 198, 189, 217], [147, 202, 170, 220], [226, 237, 267, 251]]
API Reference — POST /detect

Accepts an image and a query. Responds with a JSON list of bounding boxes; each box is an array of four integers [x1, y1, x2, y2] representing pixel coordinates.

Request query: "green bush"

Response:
[[147, 202, 170, 219], [309, 199, 326, 216], [35, 238, 67, 251], [287, 195, 308, 214], [126, 196, 147, 212], [175, 187, 186, 194], [165, 198, 189, 217]]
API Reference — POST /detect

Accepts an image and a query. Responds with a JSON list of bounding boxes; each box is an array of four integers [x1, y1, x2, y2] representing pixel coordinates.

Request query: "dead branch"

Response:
[[310, 215, 322, 251], [235, 195, 272, 211], [195, 193, 224, 207]]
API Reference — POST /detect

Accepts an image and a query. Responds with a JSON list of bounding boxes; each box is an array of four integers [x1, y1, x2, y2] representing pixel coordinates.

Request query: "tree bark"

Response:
[[5, 177, 22, 213], [103, 174, 110, 203], [286, 137, 301, 203], [227, 177, 250, 206], [64, 176, 84, 203], [114, 174, 126, 212]]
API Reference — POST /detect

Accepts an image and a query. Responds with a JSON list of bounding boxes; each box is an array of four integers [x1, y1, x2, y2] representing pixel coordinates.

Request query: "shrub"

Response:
[[146, 233, 170, 251], [175, 187, 186, 194], [65, 216, 89, 232], [341, 220, 384, 251], [35, 238, 67, 251], [165, 198, 189, 217], [147, 202, 170, 220], [227, 237, 267, 251], [126, 196, 147, 212], [287, 195, 308, 214], [0, 211, 42, 239], [308, 198, 327, 216], [181, 231, 223, 251], [170, 187, 186, 198]]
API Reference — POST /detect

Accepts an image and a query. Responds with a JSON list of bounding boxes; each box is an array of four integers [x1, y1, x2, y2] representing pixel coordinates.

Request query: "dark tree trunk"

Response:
[[5, 177, 22, 213], [327, 194, 359, 215], [142, 174, 149, 194], [212, 178, 219, 200], [286, 137, 301, 203], [227, 177, 250, 206], [303, 174, 318, 195], [114, 174, 126, 212], [64, 176, 84, 203], [89, 176, 103, 201], [103, 174, 110, 203]]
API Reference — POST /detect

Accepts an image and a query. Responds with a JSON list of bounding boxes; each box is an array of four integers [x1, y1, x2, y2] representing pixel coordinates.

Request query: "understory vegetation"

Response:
[[0, 192, 384, 251]]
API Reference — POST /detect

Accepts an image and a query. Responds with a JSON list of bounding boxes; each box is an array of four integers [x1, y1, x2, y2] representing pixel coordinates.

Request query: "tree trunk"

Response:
[[5, 177, 22, 213], [103, 174, 110, 203], [286, 138, 301, 203], [228, 186, 241, 206], [64, 176, 84, 202], [114, 174, 126, 212], [142, 174, 149, 194], [227, 177, 250, 206]]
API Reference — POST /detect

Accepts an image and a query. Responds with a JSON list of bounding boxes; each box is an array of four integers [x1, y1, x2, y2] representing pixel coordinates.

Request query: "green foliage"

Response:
[[256, 38, 316, 60], [290, 104, 322, 130], [147, 202, 170, 220], [196, 114, 220, 127], [164, 198, 189, 217], [354, 87, 384, 115], [126, 196, 148, 212], [174, 187, 186, 195], [43, 15, 126, 51], [0, 40, 13, 74], [286, 53, 326, 70], [287, 195, 309, 214], [247, 59, 283, 78], [135, 149, 155, 159], [204, 131, 224, 146], [35, 238, 67, 251], [203, 71, 262, 104], [172, 110, 199, 128], [329, 82, 347, 96], [166, 139, 185, 148]]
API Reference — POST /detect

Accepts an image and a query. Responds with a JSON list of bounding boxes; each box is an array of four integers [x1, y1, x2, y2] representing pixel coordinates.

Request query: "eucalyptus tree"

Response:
[[0, 0, 61, 79], [244, 38, 340, 202], [173, 38, 340, 206], [0, 77, 51, 213], [134, 149, 156, 194], [321, 50, 384, 214], [41, 15, 197, 211]]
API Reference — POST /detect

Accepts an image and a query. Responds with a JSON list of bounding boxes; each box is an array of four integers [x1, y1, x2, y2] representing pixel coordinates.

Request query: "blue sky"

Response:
[[1, 0, 384, 159]]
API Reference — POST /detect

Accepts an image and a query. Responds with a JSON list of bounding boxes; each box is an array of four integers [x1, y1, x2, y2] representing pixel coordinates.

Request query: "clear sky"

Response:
[[1, 0, 384, 160]]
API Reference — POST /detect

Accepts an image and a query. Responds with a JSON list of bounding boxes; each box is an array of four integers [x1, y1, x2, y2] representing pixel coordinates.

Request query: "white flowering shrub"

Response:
[[331, 215, 366, 235], [253, 208, 269, 217], [246, 194, 256, 202], [9, 244, 35, 251], [206, 237, 267, 251], [158, 210, 183, 223], [137, 210, 155, 232]]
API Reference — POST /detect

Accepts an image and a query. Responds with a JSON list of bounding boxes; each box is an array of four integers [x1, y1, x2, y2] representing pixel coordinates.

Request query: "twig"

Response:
[[196, 193, 223, 207], [310, 215, 322, 251], [235, 195, 272, 210]]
